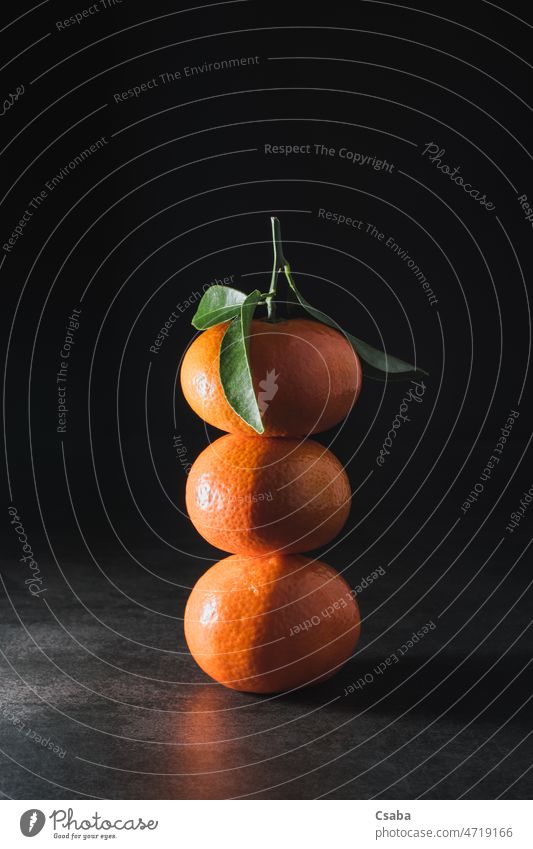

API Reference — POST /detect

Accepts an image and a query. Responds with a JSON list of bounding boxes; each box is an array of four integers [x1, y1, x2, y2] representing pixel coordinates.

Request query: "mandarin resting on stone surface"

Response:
[[180, 317, 362, 437], [185, 433, 352, 555], [184, 552, 361, 693]]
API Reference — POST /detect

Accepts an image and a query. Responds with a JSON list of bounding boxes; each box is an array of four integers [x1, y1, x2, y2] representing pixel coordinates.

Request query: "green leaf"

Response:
[[285, 271, 428, 382], [219, 290, 264, 433], [191, 285, 247, 330]]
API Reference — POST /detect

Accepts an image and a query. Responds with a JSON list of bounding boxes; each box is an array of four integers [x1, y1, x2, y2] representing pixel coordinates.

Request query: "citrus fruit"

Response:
[[184, 552, 360, 692], [180, 318, 362, 437], [185, 433, 351, 555]]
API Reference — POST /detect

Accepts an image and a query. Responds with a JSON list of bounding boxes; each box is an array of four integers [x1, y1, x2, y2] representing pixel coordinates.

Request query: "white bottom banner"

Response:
[[1, 799, 530, 848]]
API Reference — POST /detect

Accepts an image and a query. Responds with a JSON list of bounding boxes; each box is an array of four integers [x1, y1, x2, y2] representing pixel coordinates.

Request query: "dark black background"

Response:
[[0, 0, 532, 800]]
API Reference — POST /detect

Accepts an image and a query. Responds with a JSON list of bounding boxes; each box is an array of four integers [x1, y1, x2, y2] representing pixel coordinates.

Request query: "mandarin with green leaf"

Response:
[[180, 317, 362, 437]]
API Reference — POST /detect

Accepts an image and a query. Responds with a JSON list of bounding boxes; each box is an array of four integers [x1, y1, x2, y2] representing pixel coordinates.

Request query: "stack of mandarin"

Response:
[[180, 318, 363, 693]]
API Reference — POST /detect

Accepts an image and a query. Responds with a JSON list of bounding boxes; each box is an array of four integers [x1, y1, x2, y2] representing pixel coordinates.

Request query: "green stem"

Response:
[[267, 216, 286, 320]]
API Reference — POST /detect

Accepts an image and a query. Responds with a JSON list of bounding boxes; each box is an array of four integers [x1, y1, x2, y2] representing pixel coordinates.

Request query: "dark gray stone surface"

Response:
[[1, 533, 531, 800]]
